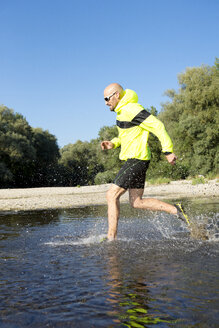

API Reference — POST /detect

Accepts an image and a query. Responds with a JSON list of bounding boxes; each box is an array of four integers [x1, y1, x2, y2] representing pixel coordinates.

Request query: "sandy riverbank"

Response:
[[0, 180, 218, 212]]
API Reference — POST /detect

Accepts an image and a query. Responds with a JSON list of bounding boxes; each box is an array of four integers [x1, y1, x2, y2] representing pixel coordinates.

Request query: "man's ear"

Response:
[[116, 92, 120, 99]]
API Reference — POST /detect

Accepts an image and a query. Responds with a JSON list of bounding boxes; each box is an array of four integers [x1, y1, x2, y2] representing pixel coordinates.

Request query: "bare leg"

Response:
[[129, 189, 177, 214], [106, 184, 126, 240]]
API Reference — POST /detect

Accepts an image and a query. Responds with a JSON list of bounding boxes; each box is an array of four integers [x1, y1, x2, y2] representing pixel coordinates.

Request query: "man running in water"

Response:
[[101, 83, 190, 240]]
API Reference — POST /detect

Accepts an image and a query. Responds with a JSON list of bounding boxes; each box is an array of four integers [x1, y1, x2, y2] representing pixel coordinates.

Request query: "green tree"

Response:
[[0, 106, 36, 187], [0, 106, 63, 188], [146, 106, 189, 180], [31, 128, 61, 186], [96, 125, 121, 171], [59, 125, 122, 186], [59, 140, 103, 186], [94, 125, 122, 184], [0, 162, 13, 185], [215, 57, 219, 71], [159, 63, 219, 176]]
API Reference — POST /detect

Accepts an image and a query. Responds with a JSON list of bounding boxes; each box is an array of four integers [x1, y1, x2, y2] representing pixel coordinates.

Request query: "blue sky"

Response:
[[0, 0, 218, 147]]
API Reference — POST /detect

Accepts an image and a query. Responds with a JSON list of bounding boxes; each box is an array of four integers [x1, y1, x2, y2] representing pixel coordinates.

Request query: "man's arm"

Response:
[[110, 136, 121, 149], [101, 141, 114, 150], [140, 114, 176, 164], [165, 153, 177, 165]]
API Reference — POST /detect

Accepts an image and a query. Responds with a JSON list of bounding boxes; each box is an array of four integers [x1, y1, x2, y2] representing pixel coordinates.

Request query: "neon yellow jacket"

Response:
[[110, 89, 173, 161]]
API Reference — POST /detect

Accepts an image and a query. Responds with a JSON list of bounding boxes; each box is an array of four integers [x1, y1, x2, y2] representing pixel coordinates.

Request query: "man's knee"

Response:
[[106, 189, 119, 203], [129, 189, 144, 209], [130, 197, 142, 209], [106, 185, 125, 203]]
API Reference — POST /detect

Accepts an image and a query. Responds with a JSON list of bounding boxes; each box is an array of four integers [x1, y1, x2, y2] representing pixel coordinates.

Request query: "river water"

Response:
[[0, 198, 218, 327]]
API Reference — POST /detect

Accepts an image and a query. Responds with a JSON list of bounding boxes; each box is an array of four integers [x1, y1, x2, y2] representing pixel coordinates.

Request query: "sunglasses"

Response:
[[104, 91, 116, 102]]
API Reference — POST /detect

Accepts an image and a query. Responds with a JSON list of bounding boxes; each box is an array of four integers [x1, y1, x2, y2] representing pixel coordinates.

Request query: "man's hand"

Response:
[[165, 153, 177, 165], [101, 141, 114, 150]]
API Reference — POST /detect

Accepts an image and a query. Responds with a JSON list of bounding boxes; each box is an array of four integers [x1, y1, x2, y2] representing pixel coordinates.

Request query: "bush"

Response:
[[192, 176, 206, 185], [206, 172, 219, 180], [94, 170, 117, 185], [147, 177, 171, 185], [147, 160, 189, 181]]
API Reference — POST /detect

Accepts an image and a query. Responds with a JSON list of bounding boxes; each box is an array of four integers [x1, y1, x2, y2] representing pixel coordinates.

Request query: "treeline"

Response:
[[0, 60, 218, 188]]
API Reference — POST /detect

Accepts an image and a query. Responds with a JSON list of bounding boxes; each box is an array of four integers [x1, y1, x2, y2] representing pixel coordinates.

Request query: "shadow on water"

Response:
[[0, 198, 218, 327], [0, 210, 60, 241]]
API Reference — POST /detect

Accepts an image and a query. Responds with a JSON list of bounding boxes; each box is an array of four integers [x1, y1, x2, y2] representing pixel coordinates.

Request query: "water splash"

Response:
[[44, 209, 218, 247], [205, 214, 219, 241], [153, 211, 219, 242], [44, 234, 108, 246]]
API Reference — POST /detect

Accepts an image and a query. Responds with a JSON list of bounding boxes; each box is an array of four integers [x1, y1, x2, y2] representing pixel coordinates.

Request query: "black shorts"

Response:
[[113, 159, 150, 190]]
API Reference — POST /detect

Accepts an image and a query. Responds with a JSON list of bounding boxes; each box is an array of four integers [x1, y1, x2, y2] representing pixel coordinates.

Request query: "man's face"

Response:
[[104, 91, 120, 111]]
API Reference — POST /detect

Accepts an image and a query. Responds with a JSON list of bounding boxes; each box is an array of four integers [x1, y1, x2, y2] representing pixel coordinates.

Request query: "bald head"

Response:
[[104, 83, 123, 97], [104, 83, 124, 111]]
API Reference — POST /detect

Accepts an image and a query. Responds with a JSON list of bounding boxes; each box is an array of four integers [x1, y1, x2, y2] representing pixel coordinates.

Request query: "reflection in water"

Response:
[[0, 210, 59, 241], [0, 209, 60, 227], [105, 249, 175, 327], [0, 198, 218, 327]]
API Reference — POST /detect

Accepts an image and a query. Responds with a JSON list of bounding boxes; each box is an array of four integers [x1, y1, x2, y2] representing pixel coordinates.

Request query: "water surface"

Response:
[[0, 198, 218, 327]]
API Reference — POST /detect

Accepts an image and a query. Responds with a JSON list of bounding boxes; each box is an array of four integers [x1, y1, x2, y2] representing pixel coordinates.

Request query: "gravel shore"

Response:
[[0, 180, 218, 212]]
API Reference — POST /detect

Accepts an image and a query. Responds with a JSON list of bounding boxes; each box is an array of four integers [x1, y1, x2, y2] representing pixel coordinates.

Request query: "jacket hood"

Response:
[[114, 89, 138, 113]]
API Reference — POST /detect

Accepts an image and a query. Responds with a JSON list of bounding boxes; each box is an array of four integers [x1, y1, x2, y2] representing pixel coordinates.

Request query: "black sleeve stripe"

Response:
[[116, 109, 151, 129]]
